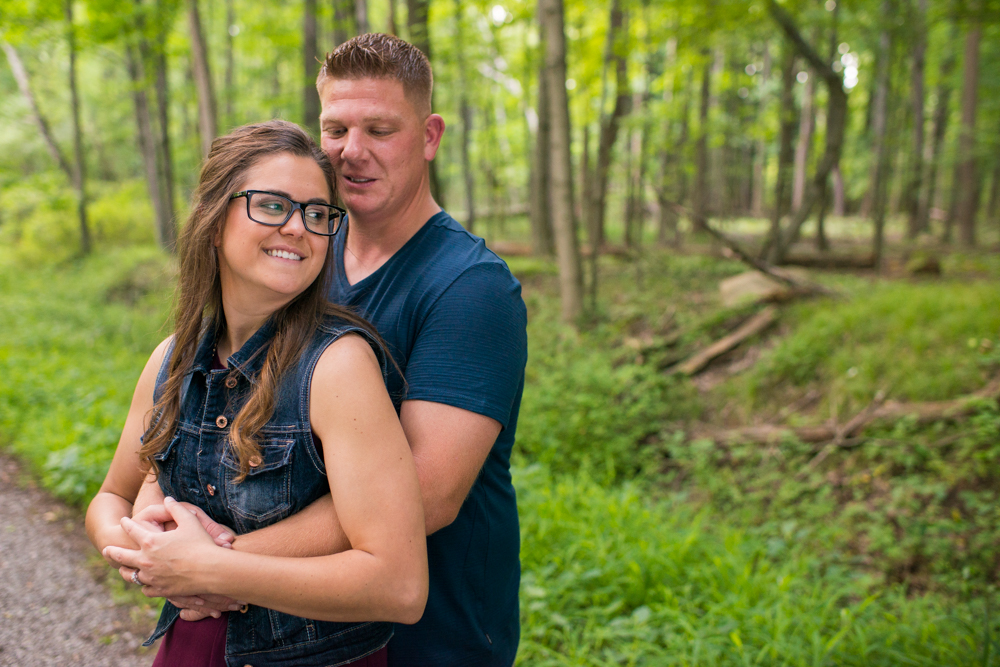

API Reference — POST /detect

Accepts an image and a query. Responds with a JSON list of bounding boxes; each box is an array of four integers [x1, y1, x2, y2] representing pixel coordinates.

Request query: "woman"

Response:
[[85, 120, 427, 667]]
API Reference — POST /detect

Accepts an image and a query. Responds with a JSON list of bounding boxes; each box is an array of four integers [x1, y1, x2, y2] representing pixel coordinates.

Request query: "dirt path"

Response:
[[0, 453, 156, 667]]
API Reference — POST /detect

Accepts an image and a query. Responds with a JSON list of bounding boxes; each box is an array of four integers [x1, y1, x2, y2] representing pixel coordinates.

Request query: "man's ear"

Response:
[[424, 114, 445, 161]]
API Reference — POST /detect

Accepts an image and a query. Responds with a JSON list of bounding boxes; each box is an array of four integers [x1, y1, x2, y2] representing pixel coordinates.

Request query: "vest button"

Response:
[[224, 376, 238, 389], [206, 484, 216, 496], [216, 415, 228, 428], [248, 455, 262, 468]]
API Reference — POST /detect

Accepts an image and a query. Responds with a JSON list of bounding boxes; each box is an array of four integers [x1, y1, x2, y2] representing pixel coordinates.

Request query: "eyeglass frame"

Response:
[[229, 190, 346, 237]]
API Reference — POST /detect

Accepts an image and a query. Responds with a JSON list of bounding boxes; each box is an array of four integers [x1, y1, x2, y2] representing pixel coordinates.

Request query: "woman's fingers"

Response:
[[104, 544, 142, 571]]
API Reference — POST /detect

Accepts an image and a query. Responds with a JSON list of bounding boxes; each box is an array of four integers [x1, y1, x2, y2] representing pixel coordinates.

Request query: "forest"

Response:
[[2, 0, 1000, 664]]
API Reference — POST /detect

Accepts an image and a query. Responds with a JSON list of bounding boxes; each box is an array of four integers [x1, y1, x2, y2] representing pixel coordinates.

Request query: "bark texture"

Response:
[[539, 0, 584, 322]]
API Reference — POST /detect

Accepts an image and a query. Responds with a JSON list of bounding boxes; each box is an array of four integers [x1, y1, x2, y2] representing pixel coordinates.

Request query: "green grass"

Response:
[[516, 465, 998, 666], [717, 279, 1000, 423]]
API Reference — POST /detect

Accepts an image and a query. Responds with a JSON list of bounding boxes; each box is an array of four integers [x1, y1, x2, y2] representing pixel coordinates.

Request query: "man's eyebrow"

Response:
[[320, 114, 403, 124]]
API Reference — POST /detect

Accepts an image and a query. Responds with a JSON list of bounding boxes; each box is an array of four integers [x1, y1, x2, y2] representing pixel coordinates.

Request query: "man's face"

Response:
[[318, 77, 435, 222]]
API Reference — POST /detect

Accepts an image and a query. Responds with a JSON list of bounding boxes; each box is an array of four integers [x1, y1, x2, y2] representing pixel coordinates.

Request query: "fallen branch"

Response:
[[670, 306, 779, 376], [695, 378, 1000, 445], [797, 390, 887, 477]]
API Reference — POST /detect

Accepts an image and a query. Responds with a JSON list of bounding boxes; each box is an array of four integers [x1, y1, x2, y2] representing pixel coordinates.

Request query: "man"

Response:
[[312, 33, 527, 665], [115, 32, 524, 665]]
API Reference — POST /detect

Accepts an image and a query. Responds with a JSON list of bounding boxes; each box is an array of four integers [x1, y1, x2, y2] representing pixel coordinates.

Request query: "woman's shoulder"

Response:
[[313, 312, 387, 375]]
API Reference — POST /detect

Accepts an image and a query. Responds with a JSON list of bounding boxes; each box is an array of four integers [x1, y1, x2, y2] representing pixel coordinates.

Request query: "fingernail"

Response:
[[211, 611, 221, 618], [195, 599, 204, 606], [219, 533, 233, 541], [228, 604, 241, 611], [189, 509, 197, 515], [237, 600, 247, 606], [222, 543, 233, 549], [164, 496, 175, 503]]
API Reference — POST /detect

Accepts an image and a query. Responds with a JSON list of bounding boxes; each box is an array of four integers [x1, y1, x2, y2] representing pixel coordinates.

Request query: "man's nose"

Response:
[[340, 128, 365, 161]]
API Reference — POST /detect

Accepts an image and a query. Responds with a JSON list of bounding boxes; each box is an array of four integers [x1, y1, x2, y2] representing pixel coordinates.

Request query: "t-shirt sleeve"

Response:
[[402, 261, 528, 429]]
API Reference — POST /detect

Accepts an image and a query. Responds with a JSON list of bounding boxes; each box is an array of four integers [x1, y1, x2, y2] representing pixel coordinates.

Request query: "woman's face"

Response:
[[216, 152, 331, 314]]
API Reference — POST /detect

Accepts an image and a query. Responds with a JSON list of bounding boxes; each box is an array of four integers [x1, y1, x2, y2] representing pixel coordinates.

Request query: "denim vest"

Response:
[[142, 315, 393, 667]]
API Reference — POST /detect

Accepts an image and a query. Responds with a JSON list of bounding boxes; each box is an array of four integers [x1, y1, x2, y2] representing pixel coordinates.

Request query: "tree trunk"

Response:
[[691, 50, 713, 231], [387, 0, 397, 35], [752, 42, 771, 219], [792, 68, 815, 212], [587, 0, 630, 249], [953, 22, 981, 247], [832, 164, 845, 215], [65, 0, 91, 254], [152, 29, 177, 250], [453, 0, 475, 232], [225, 0, 235, 125], [767, 0, 848, 264], [189, 0, 218, 157], [529, 54, 554, 255], [655, 37, 679, 247], [815, 4, 838, 251], [125, 41, 170, 250], [763, 42, 796, 262], [918, 21, 956, 235], [539, 0, 584, 322], [333, 0, 351, 46], [407, 0, 444, 207], [303, 0, 320, 137], [869, 9, 892, 268], [904, 0, 927, 238], [356, 0, 369, 34]]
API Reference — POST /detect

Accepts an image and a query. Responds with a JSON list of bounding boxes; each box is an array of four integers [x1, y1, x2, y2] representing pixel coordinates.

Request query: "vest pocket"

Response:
[[222, 438, 295, 525]]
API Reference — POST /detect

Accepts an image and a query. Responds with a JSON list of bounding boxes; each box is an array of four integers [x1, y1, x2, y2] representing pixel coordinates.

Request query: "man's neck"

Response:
[[343, 192, 441, 284]]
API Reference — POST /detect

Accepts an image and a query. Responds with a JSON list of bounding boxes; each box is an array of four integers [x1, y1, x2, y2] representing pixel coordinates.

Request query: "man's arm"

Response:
[[232, 400, 499, 555]]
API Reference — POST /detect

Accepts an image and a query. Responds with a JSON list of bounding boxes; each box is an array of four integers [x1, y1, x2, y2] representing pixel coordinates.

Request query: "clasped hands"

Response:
[[103, 496, 245, 622]]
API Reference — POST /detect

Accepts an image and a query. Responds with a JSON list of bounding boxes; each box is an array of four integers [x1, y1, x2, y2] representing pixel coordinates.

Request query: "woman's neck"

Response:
[[216, 301, 275, 361]]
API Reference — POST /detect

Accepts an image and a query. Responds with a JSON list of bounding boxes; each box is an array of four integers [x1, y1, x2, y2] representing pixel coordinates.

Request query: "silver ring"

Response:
[[131, 569, 143, 586]]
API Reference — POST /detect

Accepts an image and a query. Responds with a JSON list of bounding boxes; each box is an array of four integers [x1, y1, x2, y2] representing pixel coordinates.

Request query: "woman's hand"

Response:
[[103, 497, 226, 599]]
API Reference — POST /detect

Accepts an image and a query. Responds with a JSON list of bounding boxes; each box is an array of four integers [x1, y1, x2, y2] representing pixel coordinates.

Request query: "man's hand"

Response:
[[115, 501, 240, 619]]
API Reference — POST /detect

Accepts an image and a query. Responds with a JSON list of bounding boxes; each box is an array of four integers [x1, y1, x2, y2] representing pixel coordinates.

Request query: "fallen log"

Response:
[[779, 252, 876, 270], [669, 306, 779, 376], [694, 378, 1000, 445]]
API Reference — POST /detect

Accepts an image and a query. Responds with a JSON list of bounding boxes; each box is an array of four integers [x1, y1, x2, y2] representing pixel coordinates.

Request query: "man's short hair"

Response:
[[318, 33, 433, 116]]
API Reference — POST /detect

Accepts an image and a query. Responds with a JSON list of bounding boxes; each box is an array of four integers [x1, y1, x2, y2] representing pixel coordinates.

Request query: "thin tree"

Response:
[[751, 42, 772, 219], [762, 42, 796, 262], [1, 38, 90, 254], [586, 0, 631, 249], [453, 0, 475, 232], [917, 20, 957, 233], [529, 52, 555, 255], [690, 48, 713, 231], [791, 65, 815, 213], [407, 0, 444, 206], [539, 0, 584, 322], [951, 19, 982, 247], [356, 0, 369, 34], [904, 0, 927, 238], [304, 0, 321, 137], [188, 0, 218, 157], [869, 4, 892, 268]]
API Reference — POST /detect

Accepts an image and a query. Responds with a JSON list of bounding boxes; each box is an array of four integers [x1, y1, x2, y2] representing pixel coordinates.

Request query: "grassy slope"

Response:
[[2, 246, 999, 665]]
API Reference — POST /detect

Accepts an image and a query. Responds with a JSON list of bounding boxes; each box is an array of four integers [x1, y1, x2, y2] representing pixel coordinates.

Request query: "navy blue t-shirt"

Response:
[[327, 211, 527, 667]]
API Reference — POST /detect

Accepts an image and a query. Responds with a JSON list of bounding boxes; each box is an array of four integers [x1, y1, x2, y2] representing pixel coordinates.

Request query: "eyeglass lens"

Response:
[[248, 192, 340, 235]]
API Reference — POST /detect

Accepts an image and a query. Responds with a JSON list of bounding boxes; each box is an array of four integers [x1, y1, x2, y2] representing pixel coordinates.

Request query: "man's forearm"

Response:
[[233, 494, 352, 557]]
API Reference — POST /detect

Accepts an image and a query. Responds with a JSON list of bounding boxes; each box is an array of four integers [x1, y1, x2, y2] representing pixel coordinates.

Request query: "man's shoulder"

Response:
[[401, 211, 521, 292]]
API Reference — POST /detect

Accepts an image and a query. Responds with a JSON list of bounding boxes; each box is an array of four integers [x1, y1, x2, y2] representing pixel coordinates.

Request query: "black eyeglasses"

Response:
[[230, 190, 346, 236]]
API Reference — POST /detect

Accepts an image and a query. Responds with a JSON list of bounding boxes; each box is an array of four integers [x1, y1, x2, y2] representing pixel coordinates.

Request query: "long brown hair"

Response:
[[140, 120, 379, 481]]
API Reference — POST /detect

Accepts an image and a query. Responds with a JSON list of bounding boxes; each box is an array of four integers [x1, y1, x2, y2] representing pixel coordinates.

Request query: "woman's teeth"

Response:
[[265, 249, 303, 260]]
